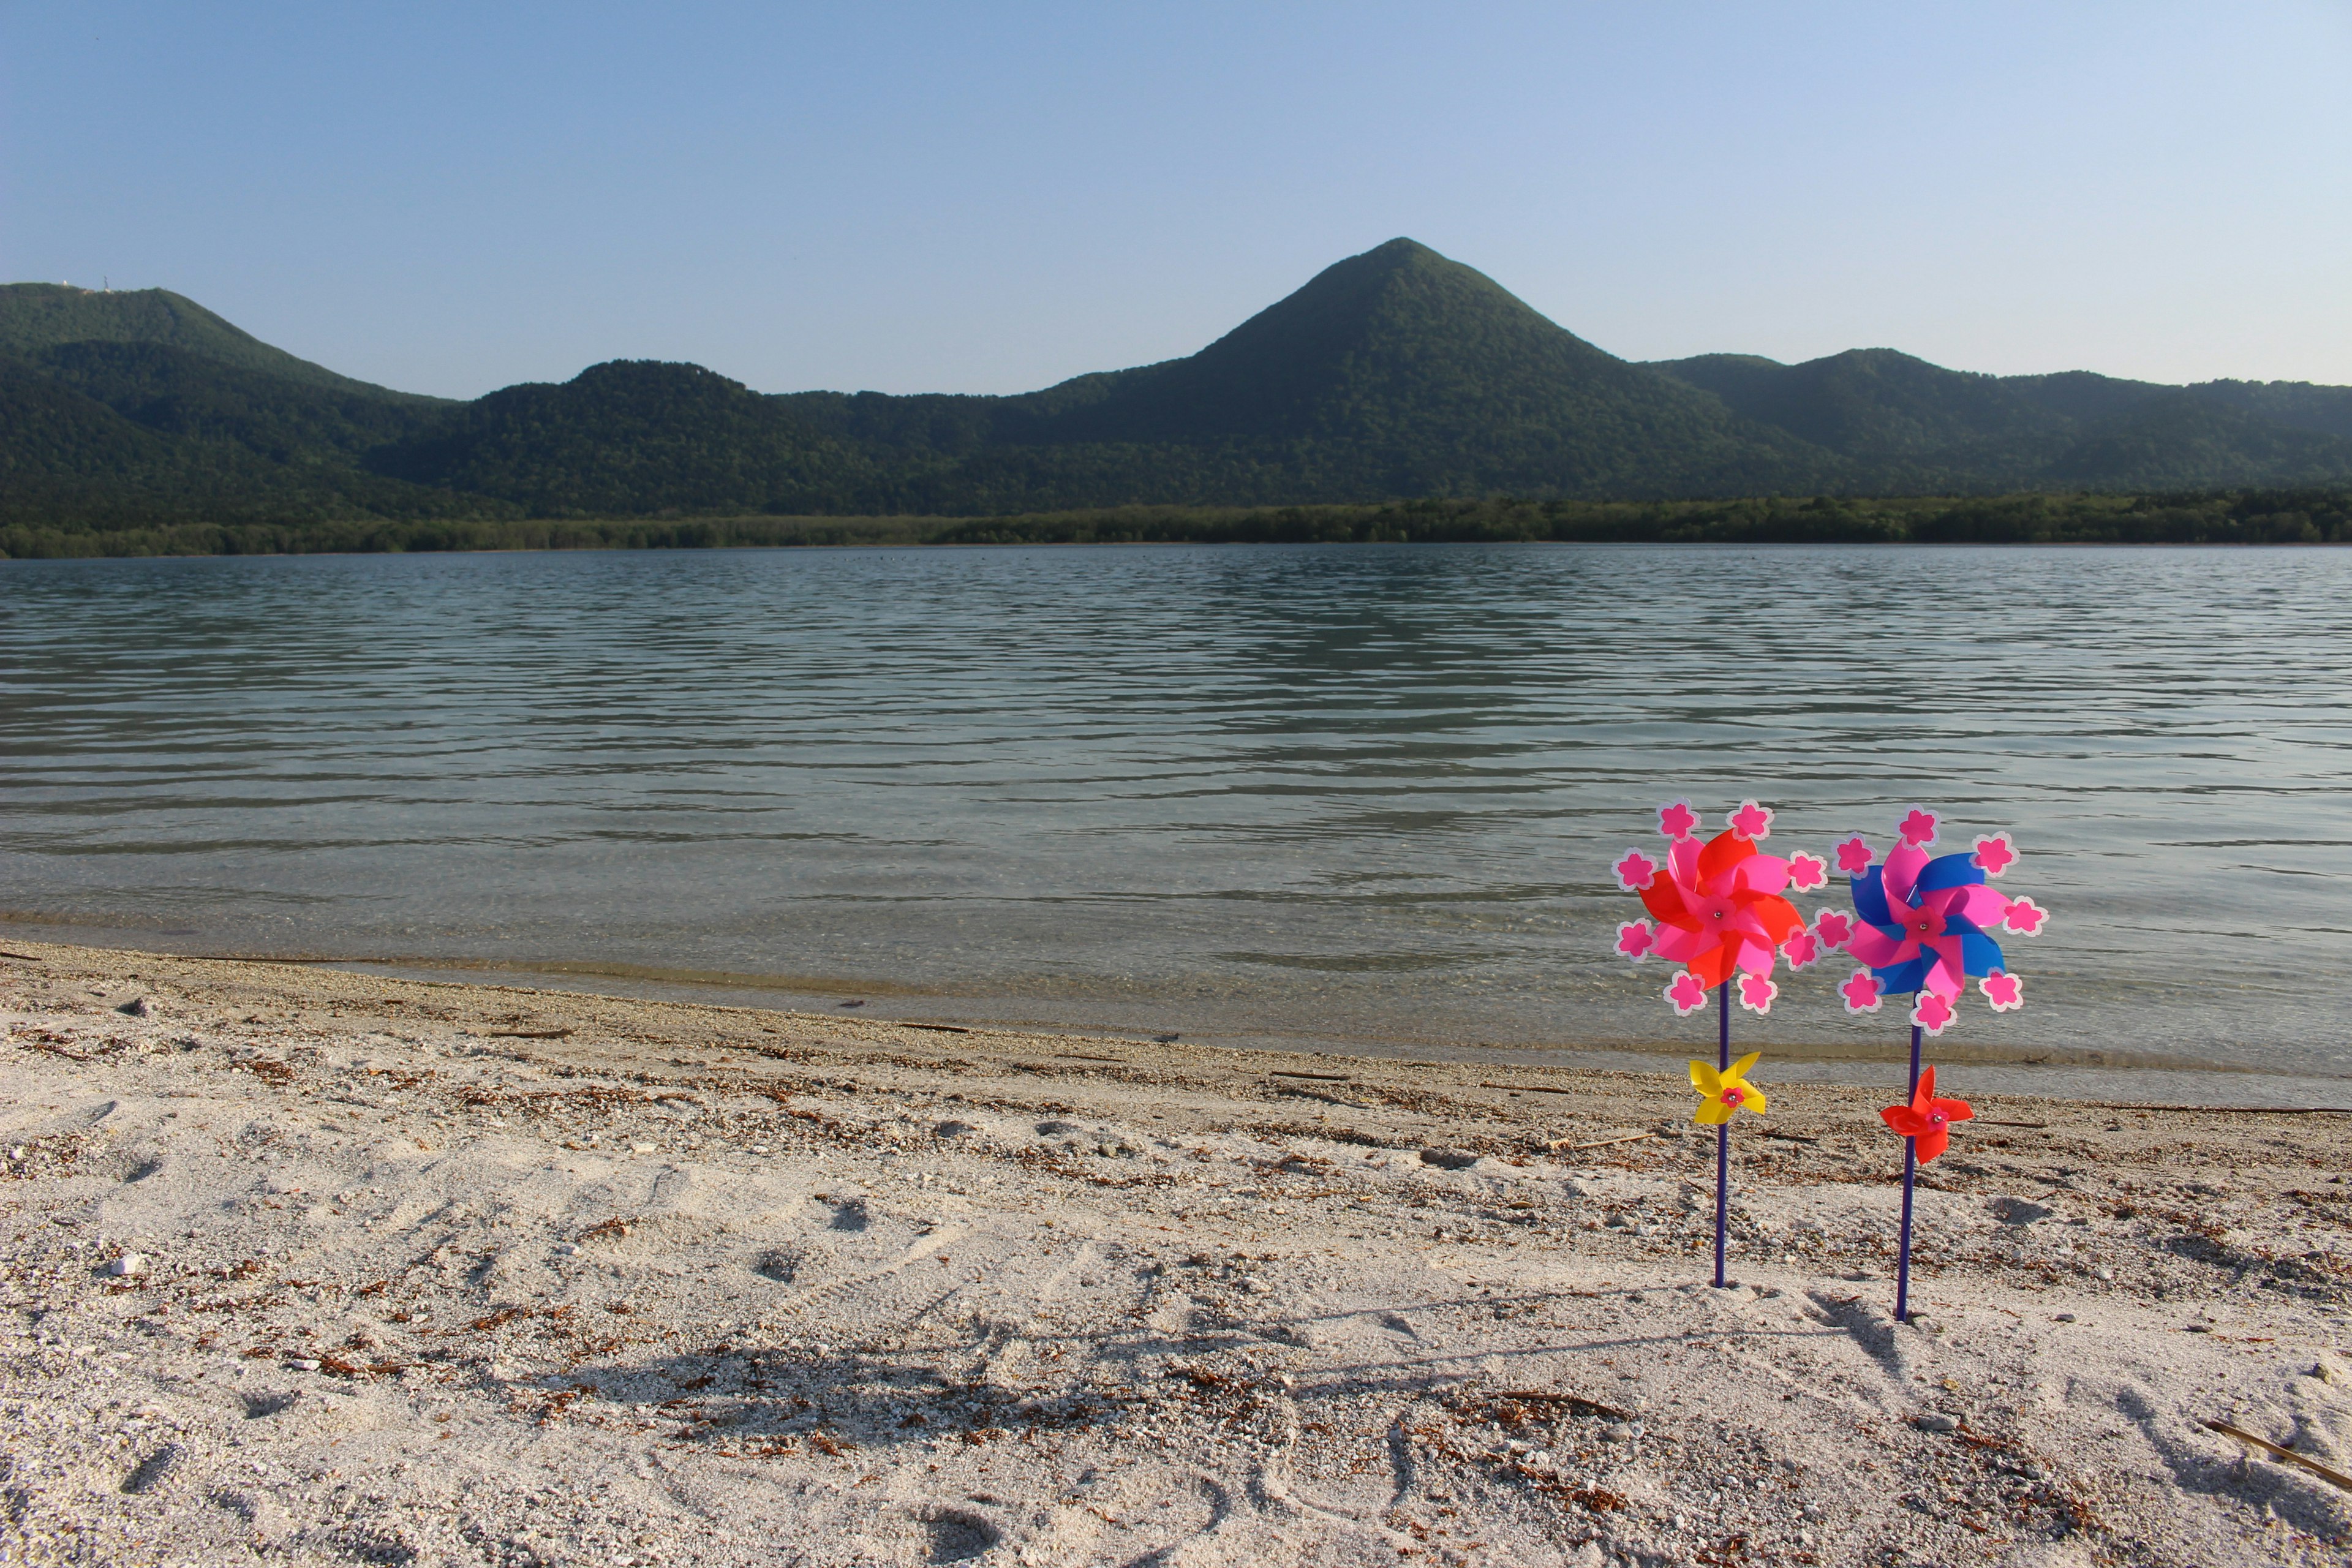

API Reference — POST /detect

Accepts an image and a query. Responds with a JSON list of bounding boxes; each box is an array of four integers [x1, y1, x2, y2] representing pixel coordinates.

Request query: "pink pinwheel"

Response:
[[1611, 799, 1816, 1016], [1835, 812, 2052, 1329], [1836, 815, 2047, 1017]]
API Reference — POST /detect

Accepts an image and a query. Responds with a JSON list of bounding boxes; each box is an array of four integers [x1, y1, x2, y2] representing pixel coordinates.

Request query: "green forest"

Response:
[[6, 489, 2342, 560], [7, 239, 2352, 558]]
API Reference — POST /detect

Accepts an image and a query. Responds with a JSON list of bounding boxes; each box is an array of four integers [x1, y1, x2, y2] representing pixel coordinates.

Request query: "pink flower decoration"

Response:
[[1814, 909, 1855, 950], [1616, 920, 1656, 960], [1911, 989, 1957, 1035], [1614, 849, 1659, 892], [1781, 928, 1821, 970], [1898, 808, 1939, 849], [1839, 968, 1882, 1014], [1980, 970, 2022, 1012], [2000, 895, 2048, 936], [1786, 851, 1828, 892], [1727, 799, 1774, 841], [1971, 833, 2016, 878], [1657, 801, 1700, 841], [1834, 837, 1875, 876], [1664, 971, 1709, 1015], [1736, 973, 1779, 1014]]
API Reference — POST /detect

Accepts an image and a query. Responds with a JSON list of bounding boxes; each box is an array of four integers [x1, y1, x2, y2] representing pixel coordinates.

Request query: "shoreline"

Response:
[[7, 930, 2345, 1110], [1, 939, 2348, 1564]]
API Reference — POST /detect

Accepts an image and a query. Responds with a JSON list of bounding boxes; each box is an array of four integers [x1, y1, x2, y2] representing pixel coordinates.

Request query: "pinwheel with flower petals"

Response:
[[1836, 810, 2046, 1033], [1610, 798, 1826, 1290], [1830, 809, 2049, 1325], [1612, 800, 1814, 1017]]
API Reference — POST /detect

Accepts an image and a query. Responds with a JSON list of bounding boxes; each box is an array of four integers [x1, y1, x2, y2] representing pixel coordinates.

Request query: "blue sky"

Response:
[[5, 2, 2346, 399]]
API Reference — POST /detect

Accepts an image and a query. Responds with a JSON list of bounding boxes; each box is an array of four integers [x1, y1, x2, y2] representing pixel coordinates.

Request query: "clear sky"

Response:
[[6, 2, 2346, 399]]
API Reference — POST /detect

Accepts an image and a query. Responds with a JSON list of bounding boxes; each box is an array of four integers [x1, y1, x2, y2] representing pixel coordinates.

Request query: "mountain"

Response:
[[6, 243, 2352, 548], [0, 287, 491, 529], [988, 238, 1825, 496], [1649, 347, 2352, 489], [1655, 349, 2071, 466], [368, 360, 896, 515], [0, 284, 442, 403], [374, 240, 1838, 511]]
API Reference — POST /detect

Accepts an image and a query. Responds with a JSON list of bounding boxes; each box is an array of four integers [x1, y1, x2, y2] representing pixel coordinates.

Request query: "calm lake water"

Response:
[[4, 544, 2348, 1104]]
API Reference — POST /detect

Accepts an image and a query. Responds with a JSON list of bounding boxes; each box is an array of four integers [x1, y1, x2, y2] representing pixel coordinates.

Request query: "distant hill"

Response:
[[5, 242, 2352, 548], [1649, 347, 2352, 490], [0, 288, 491, 530], [0, 284, 442, 404], [375, 241, 1837, 512]]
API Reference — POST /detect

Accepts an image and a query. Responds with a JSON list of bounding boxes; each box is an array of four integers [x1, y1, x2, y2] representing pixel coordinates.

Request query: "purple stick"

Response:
[[1894, 1018, 1923, 1322], [1714, 979, 1730, 1289]]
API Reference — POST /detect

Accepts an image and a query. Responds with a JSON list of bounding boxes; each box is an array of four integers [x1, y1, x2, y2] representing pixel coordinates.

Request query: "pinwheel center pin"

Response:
[[1720, 1087, 1745, 1106], [1926, 1110, 1947, 1126]]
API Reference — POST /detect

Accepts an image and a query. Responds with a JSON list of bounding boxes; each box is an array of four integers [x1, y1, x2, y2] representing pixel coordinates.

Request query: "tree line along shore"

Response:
[[2, 488, 2345, 560]]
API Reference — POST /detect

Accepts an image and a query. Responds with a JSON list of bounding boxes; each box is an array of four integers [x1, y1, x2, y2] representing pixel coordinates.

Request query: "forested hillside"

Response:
[[6, 241, 2351, 556]]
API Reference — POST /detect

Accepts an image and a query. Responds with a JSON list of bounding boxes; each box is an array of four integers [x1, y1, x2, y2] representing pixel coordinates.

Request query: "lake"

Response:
[[4, 543, 2347, 1105]]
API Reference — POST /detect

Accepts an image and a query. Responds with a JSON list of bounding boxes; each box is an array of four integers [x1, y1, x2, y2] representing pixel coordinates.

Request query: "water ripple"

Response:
[[2, 543, 2347, 1087]]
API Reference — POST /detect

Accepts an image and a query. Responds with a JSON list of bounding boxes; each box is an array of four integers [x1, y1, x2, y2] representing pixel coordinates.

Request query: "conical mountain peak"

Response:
[[1013, 237, 1779, 489]]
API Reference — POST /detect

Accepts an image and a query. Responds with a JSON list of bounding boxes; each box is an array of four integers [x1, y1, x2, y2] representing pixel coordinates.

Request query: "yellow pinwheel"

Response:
[[1688, 1050, 1769, 1125]]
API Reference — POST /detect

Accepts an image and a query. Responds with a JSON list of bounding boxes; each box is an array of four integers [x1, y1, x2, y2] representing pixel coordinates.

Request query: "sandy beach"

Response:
[[1, 940, 2346, 1566]]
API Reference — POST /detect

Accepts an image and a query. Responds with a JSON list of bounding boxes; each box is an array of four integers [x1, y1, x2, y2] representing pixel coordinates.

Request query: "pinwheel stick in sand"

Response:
[[1690, 1045, 1770, 1289], [1616, 799, 1821, 1291], [1882, 1065, 1973, 1323], [1833, 810, 2040, 1323]]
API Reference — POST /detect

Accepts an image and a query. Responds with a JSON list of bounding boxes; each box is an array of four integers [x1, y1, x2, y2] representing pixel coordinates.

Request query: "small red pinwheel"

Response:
[[1612, 799, 1826, 1016], [1879, 1066, 1973, 1163]]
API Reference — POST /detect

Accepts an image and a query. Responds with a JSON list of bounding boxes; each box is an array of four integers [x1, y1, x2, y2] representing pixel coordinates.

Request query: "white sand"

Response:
[[2, 941, 2348, 1566]]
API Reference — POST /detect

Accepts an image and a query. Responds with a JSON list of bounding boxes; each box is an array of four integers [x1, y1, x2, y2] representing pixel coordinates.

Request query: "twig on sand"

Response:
[[1548, 1131, 1657, 1153], [1057, 1053, 1122, 1064], [0, 951, 42, 962], [489, 1028, 573, 1040], [1491, 1391, 1634, 1421], [902, 1023, 971, 1035], [1973, 1119, 2051, 1129], [2204, 1419, 2352, 1494], [1270, 1071, 1352, 1082], [1481, 1081, 1577, 1095], [2097, 1104, 2352, 1117], [1759, 1129, 1820, 1145]]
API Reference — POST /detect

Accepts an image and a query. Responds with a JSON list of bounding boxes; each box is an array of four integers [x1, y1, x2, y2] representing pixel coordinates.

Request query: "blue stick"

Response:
[[1714, 979, 1730, 1289], [1894, 1018, 1923, 1322]]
